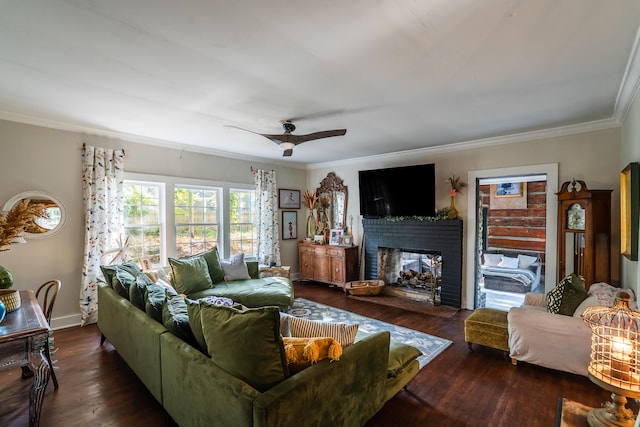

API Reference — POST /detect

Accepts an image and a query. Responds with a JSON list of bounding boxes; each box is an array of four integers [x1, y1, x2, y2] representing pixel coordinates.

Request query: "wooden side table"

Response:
[[259, 266, 291, 279], [0, 290, 51, 426]]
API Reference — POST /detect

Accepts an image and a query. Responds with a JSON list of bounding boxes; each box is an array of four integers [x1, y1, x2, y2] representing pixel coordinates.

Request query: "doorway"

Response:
[[464, 164, 558, 310]]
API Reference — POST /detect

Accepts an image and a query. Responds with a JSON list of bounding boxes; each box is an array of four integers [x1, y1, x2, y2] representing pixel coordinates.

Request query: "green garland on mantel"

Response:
[[380, 208, 458, 222]]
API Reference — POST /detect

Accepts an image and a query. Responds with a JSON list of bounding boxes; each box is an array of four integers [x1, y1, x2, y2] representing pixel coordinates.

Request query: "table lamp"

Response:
[[583, 292, 640, 427]]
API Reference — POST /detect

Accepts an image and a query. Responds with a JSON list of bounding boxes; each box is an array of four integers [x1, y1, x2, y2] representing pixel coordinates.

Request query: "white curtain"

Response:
[[252, 169, 281, 266], [80, 145, 125, 326]]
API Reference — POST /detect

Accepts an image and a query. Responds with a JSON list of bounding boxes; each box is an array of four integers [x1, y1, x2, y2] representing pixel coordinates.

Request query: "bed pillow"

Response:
[[547, 273, 588, 316], [517, 254, 538, 269], [497, 256, 519, 269], [483, 253, 503, 267], [168, 254, 213, 295], [200, 304, 288, 392], [220, 253, 251, 281], [286, 316, 359, 347]]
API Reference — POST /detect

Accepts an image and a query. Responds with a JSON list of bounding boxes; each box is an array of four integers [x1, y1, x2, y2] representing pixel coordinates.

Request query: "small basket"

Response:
[[0, 289, 21, 312], [345, 280, 385, 296]]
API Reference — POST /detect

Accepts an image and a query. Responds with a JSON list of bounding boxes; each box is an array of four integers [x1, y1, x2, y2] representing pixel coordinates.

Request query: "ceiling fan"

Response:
[[226, 121, 347, 157]]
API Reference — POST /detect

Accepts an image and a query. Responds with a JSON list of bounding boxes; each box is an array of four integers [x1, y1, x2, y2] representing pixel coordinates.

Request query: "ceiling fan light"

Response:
[[280, 142, 295, 151]]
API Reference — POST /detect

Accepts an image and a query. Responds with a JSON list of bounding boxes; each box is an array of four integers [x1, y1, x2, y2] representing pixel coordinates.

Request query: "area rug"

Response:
[[346, 294, 460, 318], [285, 298, 452, 368]]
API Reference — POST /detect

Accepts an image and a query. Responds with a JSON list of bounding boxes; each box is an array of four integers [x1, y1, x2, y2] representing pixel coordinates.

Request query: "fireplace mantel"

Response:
[[362, 218, 463, 307]]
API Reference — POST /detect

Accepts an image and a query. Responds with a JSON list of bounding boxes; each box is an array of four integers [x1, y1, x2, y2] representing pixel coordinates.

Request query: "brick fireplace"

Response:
[[362, 218, 463, 308]]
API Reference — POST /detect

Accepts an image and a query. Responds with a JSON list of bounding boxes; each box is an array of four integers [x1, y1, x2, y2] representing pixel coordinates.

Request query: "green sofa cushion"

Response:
[[129, 272, 155, 310], [162, 291, 198, 348], [246, 261, 259, 279], [185, 296, 236, 354], [113, 266, 140, 299], [200, 304, 289, 392], [169, 255, 213, 295], [145, 284, 168, 322], [101, 261, 141, 289], [188, 277, 294, 310], [202, 248, 225, 284]]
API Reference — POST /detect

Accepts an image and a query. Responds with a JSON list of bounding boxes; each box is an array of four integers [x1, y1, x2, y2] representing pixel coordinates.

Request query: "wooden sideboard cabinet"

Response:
[[298, 241, 359, 289]]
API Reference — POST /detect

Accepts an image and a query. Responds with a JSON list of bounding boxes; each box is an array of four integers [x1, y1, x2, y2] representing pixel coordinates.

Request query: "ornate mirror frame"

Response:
[[316, 172, 348, 230], [3, 191, 67, 239]]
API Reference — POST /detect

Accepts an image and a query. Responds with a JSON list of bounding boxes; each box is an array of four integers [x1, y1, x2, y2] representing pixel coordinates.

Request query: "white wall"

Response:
[[307, 128, 621, 309], [621, 89, 640, 297], [0, 119, 306, 328]]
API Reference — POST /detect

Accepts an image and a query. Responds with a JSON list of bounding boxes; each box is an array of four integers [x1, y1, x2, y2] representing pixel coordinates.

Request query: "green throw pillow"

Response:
[[200, 304, 289, 392], [202, 248, 225, 284], [101, 261, 141, 292], [547, 273, 588, 315], [162, 291, 197, 348], [112, 264, 143, 300], [129, 272, 155, 310], [168, 255, 213, 295], [145, 284, 168, 322]]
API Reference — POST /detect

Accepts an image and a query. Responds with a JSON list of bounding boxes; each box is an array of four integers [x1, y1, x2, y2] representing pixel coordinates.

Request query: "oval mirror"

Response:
[[3, 191, 67, 239]]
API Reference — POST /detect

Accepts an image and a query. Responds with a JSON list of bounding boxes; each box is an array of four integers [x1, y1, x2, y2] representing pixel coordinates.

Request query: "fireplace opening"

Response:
[[378, 246, 442, 305]]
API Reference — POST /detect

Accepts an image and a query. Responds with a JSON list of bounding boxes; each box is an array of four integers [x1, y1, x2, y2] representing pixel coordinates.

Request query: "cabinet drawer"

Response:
[[314, 247, 329, 256], [300, 245, 315, 254], [328, 248, 344, 257]]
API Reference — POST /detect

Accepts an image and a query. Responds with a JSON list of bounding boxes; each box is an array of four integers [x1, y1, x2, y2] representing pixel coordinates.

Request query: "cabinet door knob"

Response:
[[335, 268, 340, 272]]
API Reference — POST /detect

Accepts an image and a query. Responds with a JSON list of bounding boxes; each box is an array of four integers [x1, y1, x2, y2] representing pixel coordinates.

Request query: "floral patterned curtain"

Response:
[[80, 145, 125, 325], [252, 169, 281, 266]]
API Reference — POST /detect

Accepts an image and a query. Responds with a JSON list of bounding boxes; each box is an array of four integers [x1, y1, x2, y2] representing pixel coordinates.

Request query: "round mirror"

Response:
[[3, 191, 67, 239]]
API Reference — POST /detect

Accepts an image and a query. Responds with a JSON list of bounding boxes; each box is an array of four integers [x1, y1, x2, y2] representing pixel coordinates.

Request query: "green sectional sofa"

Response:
[[97, 251, 422, 426]]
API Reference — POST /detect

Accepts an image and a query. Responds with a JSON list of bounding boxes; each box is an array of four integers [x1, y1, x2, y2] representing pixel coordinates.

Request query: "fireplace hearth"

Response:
[[362, 218, 463, 307]]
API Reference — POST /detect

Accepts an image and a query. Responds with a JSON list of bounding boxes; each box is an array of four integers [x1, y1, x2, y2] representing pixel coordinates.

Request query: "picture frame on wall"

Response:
[[329, 228, 343, 245], [493, 182, 524, 198], [278, 189, 301, 209], [621, 162, 639, 261], [282, 211, 297, 240]]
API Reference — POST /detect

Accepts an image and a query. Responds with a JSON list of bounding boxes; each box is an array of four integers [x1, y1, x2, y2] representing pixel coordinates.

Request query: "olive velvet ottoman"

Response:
[[464, 307, 510, 354]]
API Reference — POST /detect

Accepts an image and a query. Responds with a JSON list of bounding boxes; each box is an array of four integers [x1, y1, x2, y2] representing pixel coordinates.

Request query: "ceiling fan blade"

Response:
[[282, 149, 293, 157], [295, 129, 347, 142]]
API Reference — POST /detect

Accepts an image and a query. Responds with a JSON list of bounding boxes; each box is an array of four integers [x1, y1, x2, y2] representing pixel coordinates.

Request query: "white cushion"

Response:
[[483, 253, 503, 267], [573, 296, 599, 317], [497, 256, 519, 269], [220, 253, 251, 281], [518, 254, 538, 269]]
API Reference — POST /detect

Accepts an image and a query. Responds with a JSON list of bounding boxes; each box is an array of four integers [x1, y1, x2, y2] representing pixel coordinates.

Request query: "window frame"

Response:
[[125, 172, 256, 266]]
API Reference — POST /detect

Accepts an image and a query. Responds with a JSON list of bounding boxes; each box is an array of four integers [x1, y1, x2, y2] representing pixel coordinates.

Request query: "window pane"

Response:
[[175, 186, 221, 255], [124, 182, 162, 268]]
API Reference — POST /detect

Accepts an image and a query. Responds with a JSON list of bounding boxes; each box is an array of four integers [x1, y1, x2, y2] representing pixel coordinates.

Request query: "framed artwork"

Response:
[[329, 228, 343, 246], [282, 211, 297, 240], [621, 162, 639, 261], [493, 182, 524, 198], [278, 189, 300, 209]]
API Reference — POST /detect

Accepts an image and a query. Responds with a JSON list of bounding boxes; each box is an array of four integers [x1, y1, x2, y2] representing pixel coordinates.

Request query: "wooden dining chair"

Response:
[[21, 280, 62, 389]]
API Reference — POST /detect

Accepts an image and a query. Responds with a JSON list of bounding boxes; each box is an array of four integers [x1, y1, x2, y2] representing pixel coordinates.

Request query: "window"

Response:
[[123, 182, 163, 265], [123, 174, 256, 267], [174, 186, 220, 258], [229, 189, 256, 256]]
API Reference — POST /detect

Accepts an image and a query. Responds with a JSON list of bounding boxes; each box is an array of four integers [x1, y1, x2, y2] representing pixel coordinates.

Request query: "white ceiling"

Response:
[[1, 0, 640, 165]]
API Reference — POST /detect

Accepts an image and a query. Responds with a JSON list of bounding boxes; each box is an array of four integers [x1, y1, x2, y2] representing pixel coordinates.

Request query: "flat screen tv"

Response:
[[359, 164, 436, 218]]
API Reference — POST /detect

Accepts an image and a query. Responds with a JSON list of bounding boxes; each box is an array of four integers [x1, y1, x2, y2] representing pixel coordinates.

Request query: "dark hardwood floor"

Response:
[[0, 281, 629, 426]]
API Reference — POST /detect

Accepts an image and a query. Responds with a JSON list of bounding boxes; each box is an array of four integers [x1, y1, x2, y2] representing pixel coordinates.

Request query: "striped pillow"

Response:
[[286, 316, 359, 347]]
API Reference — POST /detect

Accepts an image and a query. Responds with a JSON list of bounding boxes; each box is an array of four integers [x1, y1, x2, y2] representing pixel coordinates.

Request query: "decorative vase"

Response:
[[0, 265, 13, 289], [0, 299, 5, 323], [306, 210, 317, 239], [447, 195, 458, 219]]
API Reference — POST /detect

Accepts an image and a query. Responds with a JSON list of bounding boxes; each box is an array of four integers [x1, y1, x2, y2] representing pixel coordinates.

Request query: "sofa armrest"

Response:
[[523, 292, 546, 307], [507, 307, 591, 376], [253, 331, 391, 427], [160, 332, 260, 427]]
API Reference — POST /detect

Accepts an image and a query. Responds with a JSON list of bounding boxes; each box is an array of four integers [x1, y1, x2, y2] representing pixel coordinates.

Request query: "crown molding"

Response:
[[307, 118, 619, 170], [614, 25, 640, 124], [0, 110, 307, 169]]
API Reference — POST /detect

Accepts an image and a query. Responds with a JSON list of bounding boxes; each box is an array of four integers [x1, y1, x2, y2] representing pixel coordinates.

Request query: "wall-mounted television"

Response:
[[359, 163, 436, 218]]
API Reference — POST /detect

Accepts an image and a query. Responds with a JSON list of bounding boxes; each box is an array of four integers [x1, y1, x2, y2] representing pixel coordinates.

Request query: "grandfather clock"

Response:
[[556, 179, 612, 289]]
